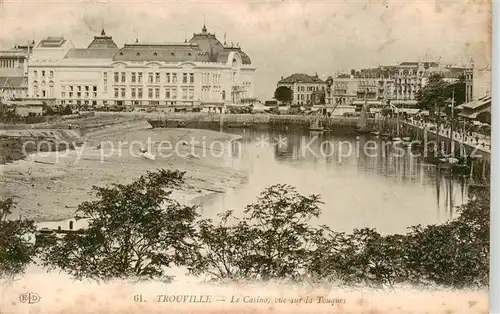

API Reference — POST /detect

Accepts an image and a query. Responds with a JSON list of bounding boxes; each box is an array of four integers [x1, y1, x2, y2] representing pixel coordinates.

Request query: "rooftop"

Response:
[[87, 29, 119, 49], [37, 36, 67, 48], [278, 73, 326, 84]]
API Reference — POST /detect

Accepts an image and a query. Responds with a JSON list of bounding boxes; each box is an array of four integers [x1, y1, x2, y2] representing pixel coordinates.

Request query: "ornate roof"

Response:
[[278, 73, 326, 84], [188, 25, 252, 64], [87, 29, 119, 49], [112, 43, 210, 62]]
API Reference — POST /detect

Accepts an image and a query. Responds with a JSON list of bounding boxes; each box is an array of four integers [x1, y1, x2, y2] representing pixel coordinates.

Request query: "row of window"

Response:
[[112, 72, 196, 84], [114, 86, 195, 100], [293, 86, 325, 92], [0, 59, 19, 68], [33, 70, 54, 78], [59, 85, 98, 99], [201, 73, 221, 84]]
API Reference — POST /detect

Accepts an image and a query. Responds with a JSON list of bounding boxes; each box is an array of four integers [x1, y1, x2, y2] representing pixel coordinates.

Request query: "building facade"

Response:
[[27, 26, 256, 112], [0, 42, 34, 100], [326, 74, 359, 106], [327, 61, 469, 114], [277, 73, 326, 107]]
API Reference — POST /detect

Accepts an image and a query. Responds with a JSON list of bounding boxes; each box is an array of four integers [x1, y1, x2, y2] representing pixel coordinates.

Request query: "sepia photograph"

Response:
[[0, 0, 496, 313]]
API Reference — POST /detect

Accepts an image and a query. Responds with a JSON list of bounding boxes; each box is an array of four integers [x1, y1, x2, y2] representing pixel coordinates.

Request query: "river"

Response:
[[37, 126, 469, 235], [198, 126, 469, 235]]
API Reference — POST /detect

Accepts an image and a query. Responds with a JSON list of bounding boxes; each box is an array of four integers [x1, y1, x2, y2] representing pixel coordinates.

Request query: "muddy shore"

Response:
[[0, 122, 247, 222]]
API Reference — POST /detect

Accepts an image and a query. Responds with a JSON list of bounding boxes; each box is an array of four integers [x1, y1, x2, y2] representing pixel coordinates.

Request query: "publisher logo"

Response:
[[19, 292, 40, 304]]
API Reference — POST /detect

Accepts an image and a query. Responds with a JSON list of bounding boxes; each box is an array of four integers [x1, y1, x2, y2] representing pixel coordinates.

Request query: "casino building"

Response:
[[27, 25, 256, 112]]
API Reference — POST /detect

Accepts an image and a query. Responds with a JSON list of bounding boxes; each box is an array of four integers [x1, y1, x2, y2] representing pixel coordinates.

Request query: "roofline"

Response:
[[124, 42, 200, 47]]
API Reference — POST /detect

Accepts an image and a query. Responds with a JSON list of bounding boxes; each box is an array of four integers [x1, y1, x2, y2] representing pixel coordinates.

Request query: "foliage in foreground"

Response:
[[0, 198, 37, 278], [38, 169, 199, 282], [0, 169, 490, 289]]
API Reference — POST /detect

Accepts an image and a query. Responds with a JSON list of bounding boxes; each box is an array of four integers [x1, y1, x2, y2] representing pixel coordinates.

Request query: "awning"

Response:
[[458, 106, 491, 119], [459, 95, 491, 110]]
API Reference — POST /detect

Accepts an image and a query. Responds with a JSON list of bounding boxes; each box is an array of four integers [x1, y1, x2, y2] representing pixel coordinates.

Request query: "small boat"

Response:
[[177, 121, 186, 128], [380, 133, 390, 139], [370, 131, 380, 136], [309, 115, 324, 132], [402, 137, 411, 142], [392, 137, 402, 142]]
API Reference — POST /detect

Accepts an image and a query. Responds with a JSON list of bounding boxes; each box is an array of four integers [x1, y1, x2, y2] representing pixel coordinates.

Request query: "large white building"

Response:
[[27, 26, 256, 112]]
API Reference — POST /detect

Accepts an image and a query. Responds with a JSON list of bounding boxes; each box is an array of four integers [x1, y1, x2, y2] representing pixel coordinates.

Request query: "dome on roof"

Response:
[[87, 29, 118, 49], [188, 26, 225, 62]]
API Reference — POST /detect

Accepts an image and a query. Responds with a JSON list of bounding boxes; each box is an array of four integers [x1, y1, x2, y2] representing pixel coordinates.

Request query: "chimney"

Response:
[[281, 76, 283, 80], [69, 221, 74, 230]]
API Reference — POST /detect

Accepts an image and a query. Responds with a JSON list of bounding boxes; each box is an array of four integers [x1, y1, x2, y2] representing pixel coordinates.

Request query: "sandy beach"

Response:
[[0, 126, 247, 222]]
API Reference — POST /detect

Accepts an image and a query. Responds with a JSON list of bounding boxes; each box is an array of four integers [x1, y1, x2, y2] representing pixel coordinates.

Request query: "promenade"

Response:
[[403, 118, 491, 155]]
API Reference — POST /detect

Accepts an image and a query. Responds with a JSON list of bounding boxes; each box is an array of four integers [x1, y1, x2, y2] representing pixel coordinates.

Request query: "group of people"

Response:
[[407, 114, 491, 150]]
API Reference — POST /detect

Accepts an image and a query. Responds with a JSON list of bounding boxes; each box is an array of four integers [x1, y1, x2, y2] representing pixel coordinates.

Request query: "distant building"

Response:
[[325, 74, 358, 106], [0, 41, 34, 100], [26, 26, 256, 112], [328, 61, 469, 114], [277, 73, 326, 107]]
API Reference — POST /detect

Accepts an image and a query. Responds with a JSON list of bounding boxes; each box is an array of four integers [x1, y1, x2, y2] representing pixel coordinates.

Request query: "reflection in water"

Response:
[[205, 128, 469, 234]]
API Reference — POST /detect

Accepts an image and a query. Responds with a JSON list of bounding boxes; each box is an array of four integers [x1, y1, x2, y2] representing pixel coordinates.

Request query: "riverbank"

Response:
[[0, 123, 246, 222]]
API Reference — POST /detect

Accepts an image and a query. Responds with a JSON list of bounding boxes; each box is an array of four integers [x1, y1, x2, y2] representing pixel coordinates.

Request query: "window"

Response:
[[148, 88, 153, 98], [121, 72, 126, 83], [138, 88, 143, 98], [131, 72, 136, 83], [114, 88, 119, 98], [172, 87, 177, 99], [172, 73, 177, 83], [131, 88, 136, 98], [114, 72, 119, 83], [155, 73, 160, 84], [155, 87, 160, 99], [148, 72, 153, 84], [61, 91, 66, 98], [121, 88, 126, 98], [33, 70, 37, 77], [166, 73, 171, 83], [182, 73, 188, 84], [138, 72, 143, 83], [182, 87, 187, 99], [42, 70, 45, 77], [49, 71, 54, 77], [165, 88, 171, 99], [188, 87, 194, 99], [33, 84, 38, 97], [42, 91, 46, 97], [85, 91, 89, 98], [189, 73, 194, 84]]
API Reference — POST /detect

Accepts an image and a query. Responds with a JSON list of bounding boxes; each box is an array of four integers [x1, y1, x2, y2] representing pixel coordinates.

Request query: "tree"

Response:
[[444, 73, 466, 106], [191, 184, 323, 281], [416, 73, 448, 111], [62, 104, 73, 115], [0, 198, 37, 278], [39, 169, 200, 282], [274, 86, 293, 106]]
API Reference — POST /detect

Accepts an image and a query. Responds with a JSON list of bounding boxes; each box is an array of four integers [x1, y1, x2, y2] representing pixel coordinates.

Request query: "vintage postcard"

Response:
[[0, 0, 494, 313]]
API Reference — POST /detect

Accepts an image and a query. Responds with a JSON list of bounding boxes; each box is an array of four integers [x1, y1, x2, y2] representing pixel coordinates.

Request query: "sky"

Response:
[[0, 0, 492, 100]]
